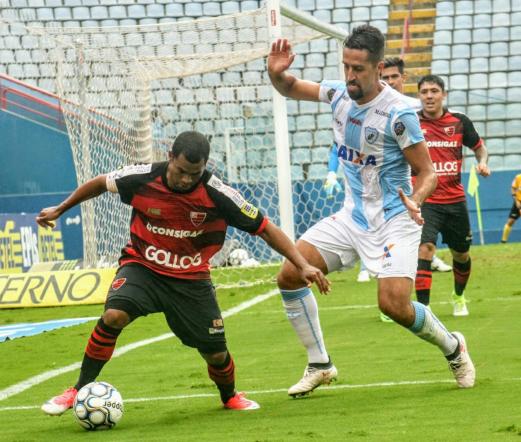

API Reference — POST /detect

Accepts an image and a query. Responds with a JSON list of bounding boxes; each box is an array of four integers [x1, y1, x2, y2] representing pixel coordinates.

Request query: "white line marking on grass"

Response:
[[3, 377, 521, 412], [0, 289, 280, 402]]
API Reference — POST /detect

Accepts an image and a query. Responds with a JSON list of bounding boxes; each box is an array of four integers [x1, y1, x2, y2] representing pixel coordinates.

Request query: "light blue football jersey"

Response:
[[319, 80, 424, 231]]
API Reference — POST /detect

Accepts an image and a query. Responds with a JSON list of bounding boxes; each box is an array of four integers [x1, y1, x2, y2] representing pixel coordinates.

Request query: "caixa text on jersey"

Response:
[[337, 145, 377, 166]]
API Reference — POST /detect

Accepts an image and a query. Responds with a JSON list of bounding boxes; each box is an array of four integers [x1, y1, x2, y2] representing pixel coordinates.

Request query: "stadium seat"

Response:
[[508, 71, 521, 87], [308, 163, 328, 179], [432, 44, 451, 59], [471, 42, 490, 57], [487, 104, 507, 120], [450, 74, 468, 90], [491, 42, 509, 56], [127, 4, 145, 19], [184, 3, 202, 16], [437, 2, 454, 16], [504, 155, 521, 167], [493, 0, 511, 13], [455, 0, 473, 15], [470, 57, 488, 73], [513, 12, 521, 25], [291, 166, 304, 181], [509, 55, 521, 70], [371, 6, 388, 20], [454, 15, 472, 29], [352, 7, 370, 21], [473, 13, 491, 28], [108, 5, 127, 19], [126, 32, 144, 47], [474, 0, 492, 14], [487, 155, 505, 171], [54, 7, 71, 20], [23, 63, 40, 78], [485, 138, 505, 154], [486, 121, 506, 137], [492, 27, 510, 42], [447, 90, 467, 107], [144, 32, 162, 46], [504, 137, 521, 154], [291, 148, 311, 164], [7, 63, 24, 78], [165, 3, 184, 17], [296, 115, 316, 130], [90, 6, 108, 20], [431, 60, 449, 75], [514, 1, 521, 11], [434, 31, 452, 45], [511, 26, 521, 41], [370, 20, 388, 34], [510, 41, 521, 55], [489, 72, 508, 88], [221, 1, 240, 14], [466, 105, 486, 121], [146, 4, 165, 18], [488, 88, 506, 103], [506, 103, 521, 119], [36, 7, 54, 20], [453, 29, 471, 44], [489, 56, 508, 71], [472, 28, 491, 43], [450, 59, 469, 74], [311, 147, 330, 163], [469, 74, 488, 90], [332, 8, 351, 24], [436, 16, 453, 31]]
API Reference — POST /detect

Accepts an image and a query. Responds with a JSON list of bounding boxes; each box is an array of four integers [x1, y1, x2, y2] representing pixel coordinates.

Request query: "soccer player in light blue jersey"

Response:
[[268, 25, 475, 397]]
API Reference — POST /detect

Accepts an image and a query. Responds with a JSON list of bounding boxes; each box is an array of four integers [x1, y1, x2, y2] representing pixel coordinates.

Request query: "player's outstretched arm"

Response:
[[267, 38, 321, 101], [401, 141, 437, 225], [36, 175, 108, 229], [259, 221, 330, 294]]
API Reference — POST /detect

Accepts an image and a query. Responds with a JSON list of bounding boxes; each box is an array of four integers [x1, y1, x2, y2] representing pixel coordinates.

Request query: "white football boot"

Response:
[[447, 332, 475, 388], [288, 365, 338, 398]]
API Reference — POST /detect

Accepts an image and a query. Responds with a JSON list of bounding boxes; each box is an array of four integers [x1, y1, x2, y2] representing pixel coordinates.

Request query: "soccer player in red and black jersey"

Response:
[[414, 75, 490, 316], [37, 131, 329, 415]]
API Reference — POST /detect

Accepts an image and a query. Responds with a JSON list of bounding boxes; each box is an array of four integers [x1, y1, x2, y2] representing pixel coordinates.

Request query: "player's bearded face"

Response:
[[167, 153, 206, 191], [343, 48, 379, 102]]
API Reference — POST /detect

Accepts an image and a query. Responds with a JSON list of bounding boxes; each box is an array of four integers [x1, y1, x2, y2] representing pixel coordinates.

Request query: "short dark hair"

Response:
[[343, 25, 385, 64], [171, 131, 210, 163], [417, 74, 445, 92], [383, 57, 405, 74]]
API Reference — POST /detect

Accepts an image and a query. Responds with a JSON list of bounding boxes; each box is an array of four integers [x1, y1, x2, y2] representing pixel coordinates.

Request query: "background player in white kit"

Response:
[[268, 25, 475, 397]]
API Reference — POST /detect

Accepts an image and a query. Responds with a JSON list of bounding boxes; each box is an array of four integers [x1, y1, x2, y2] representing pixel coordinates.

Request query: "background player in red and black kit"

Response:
[[414, 75, 490, 316], [37, 131, 329, 415]]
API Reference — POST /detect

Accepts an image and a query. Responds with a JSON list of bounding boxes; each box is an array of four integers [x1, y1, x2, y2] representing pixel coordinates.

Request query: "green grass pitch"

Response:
[[0, 243, 520, 441]]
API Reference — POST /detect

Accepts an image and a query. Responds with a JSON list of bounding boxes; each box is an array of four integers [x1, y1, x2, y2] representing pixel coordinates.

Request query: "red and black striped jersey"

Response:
[[105, 162, 268, 280], [417, 108, 483, 204]]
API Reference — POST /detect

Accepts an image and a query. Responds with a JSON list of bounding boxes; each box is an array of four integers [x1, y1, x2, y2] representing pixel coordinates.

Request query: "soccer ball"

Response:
[[73, 381, 123, 431], [228, 248, 250, 266]]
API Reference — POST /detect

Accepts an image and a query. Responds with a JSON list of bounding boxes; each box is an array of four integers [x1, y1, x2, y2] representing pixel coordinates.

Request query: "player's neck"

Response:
[[422, 108, 444, 120], [356, 81, 384, 105]]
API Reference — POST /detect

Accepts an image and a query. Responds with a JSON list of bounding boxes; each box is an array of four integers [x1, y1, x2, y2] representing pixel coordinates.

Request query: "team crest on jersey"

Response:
[[111, 278, 126, 291], [190, 211, 207, 226], [393, 121, 406, 136], [365, 126, 379, 144], [444, 126, 456, 136]]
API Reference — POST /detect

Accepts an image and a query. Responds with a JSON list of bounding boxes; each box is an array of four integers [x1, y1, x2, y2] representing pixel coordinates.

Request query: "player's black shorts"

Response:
[[508, 202, 521, 220], [420, 201, 472, 253], [105, 263, 226, 354]]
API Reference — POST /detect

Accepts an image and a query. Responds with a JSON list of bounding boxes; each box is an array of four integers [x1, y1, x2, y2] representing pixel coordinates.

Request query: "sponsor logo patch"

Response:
[[212, 319, 224, 327], [381, 243, 395, 260], [327, 88, 335, 101], [240, 202, 259, 219], [147, 208, 161, 216], [112, 278, 126, 290], [190, 211, 207, 226], [393, 121, 406, 136]]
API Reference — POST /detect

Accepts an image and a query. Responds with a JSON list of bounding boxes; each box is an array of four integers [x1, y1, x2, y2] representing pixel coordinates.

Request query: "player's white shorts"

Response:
[[300, 207, 421, 279]]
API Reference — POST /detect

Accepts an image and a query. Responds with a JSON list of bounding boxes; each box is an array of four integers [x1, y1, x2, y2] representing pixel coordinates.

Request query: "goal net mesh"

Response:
[[8, 5, 343, 286]]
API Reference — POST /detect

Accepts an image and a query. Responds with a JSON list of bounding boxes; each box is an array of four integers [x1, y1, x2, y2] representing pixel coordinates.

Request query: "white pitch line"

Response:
[[0, 289, 280, 402], [2, 377, 521, 412]]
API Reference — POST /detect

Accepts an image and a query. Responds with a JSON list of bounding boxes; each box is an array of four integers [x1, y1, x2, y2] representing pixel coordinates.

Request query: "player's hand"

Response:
[[398, 188, 424, 226], [298, 264, 331, 295], [267, 38, 295, 76], [36, 206, 62, 228], [323, 171, 342, 198], [476, 162, 490, 177]]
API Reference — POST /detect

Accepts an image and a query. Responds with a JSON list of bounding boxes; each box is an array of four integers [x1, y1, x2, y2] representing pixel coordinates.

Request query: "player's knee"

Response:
[[200, 350, 228, 365], [102, 309, 130, 329], [276, 262, 300, 289]]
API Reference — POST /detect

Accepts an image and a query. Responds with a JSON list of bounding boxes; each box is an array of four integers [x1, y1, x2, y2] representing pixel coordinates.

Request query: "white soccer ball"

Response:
[[228, 248, 250, 266], [73, 381, 123, 431]]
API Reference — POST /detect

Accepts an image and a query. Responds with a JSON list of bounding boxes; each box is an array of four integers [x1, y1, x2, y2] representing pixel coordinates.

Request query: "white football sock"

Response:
[[281, 287, 329, 364], [409, 301, 458, 356]]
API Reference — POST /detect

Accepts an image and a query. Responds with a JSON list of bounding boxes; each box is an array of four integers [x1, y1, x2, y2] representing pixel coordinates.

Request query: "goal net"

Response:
[[10, 3, 347, 287]]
